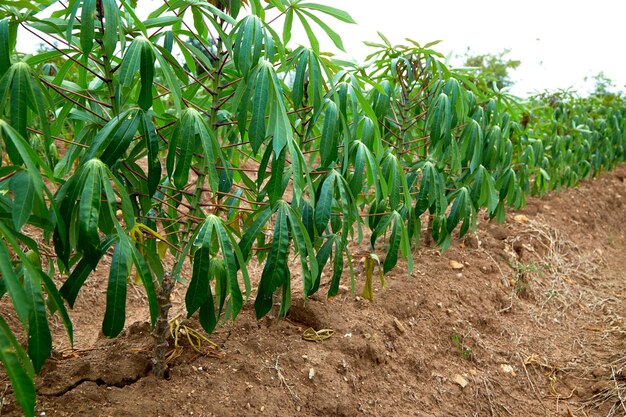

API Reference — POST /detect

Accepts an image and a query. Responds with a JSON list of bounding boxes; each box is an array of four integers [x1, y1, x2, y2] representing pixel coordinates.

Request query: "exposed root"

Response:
[[261, 354, 300, 402], [582, 356, 626, 417], [166, 317, 220, 363]]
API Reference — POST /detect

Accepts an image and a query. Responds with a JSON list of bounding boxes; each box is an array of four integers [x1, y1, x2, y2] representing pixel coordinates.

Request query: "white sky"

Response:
[[297, 0, 626, 97], [15, 0, 626, 97]]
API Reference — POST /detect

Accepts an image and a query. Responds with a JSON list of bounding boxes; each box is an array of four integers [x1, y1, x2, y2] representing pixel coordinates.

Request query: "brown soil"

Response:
[[1, 167, 626, 417]]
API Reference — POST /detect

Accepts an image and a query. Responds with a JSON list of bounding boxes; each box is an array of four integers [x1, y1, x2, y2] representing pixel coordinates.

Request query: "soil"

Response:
[[1, 167, 625, 417]]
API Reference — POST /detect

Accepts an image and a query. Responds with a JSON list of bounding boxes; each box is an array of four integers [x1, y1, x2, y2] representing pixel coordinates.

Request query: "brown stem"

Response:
[[152, 272, 173, 379]]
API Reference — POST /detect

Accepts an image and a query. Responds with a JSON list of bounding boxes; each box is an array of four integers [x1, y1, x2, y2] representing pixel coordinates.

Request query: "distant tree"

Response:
[[463, 49, 521, 91], [588, 71, 615, 96]]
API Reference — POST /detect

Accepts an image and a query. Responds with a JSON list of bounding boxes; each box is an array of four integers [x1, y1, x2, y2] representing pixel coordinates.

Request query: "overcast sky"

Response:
[[306, 1, 626, 96], [15, 0, 626, 97]]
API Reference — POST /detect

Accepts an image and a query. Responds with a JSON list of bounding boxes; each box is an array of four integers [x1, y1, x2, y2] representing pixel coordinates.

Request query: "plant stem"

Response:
[[152, 272, 173, 379], [96, 0, 119, 116]]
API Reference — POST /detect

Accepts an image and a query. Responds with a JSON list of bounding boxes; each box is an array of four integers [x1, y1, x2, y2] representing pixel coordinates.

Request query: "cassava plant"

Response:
[[1, 1, 626, 416]]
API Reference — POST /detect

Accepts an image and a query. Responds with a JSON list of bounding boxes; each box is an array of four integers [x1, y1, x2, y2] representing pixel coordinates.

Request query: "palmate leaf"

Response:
[[233, 15, 264, 77], [289, 2, 355, 53], [446, 187, 471, 236], [189, 215, 248, 331], [427, 92, 451, 147], [291, 48, 323, 111]]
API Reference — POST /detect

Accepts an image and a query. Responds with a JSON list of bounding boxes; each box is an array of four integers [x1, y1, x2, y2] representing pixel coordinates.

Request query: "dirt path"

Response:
[[2, 167, 625, 417]]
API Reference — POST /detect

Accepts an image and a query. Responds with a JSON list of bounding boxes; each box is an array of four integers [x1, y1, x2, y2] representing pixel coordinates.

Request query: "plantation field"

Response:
[[1, 165, 623, 417]]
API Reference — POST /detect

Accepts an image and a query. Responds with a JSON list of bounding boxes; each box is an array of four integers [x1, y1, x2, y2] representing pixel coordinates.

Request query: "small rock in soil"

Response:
[[393, 317, 406, 334], [452, 374, 468, 388], [514, 214, 529, 223], [449, 260, 464, 270]]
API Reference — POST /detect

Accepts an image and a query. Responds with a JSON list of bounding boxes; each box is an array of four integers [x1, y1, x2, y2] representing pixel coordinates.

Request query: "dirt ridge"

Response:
[[1, 167, 625, 417]]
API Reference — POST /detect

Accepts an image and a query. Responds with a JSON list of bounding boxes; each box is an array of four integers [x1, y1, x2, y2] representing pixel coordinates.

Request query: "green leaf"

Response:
[[314, 235, 335, 294], [299, 9, 346, 51], [10, 171, 36, 230], [254, 203, 289, 318], [153, 45, 184, 113], [0, 241, 30, 325], [100, 112, 141, 166], [23, 272, 51, 373], [129, 244, 158, 328], [38, 270, 73, 346], [78, 160, 103, 256], [10, 62, 29, 158], [0, 316, 35, 417], [266, 148, 286, 204], [320, 100, 339, 166], [211, 216, 244, 317], [283, 9, 293, 45], [447, 187, 469, 234], [138, 40, 155, 110], [102, 239, 130, 337], [80, 0, 96, 56], [0, 19, 11, 75], [286, 204, 318, 297], [168, 110, 195, 189], [383, 213, 401, 273], [249, 65, 270, 154], [239, 206, 272, 260], [297, 3, 356, 24], [119, 37, 142, 87], [315, 172, 335, 235], [102, 0, 120, 58], [187, 247, 211, 316], [198, 292, 217, 334], [295, 10, 319, 53], [140, 112, 162, 196], [327, 237, 344, 297]]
